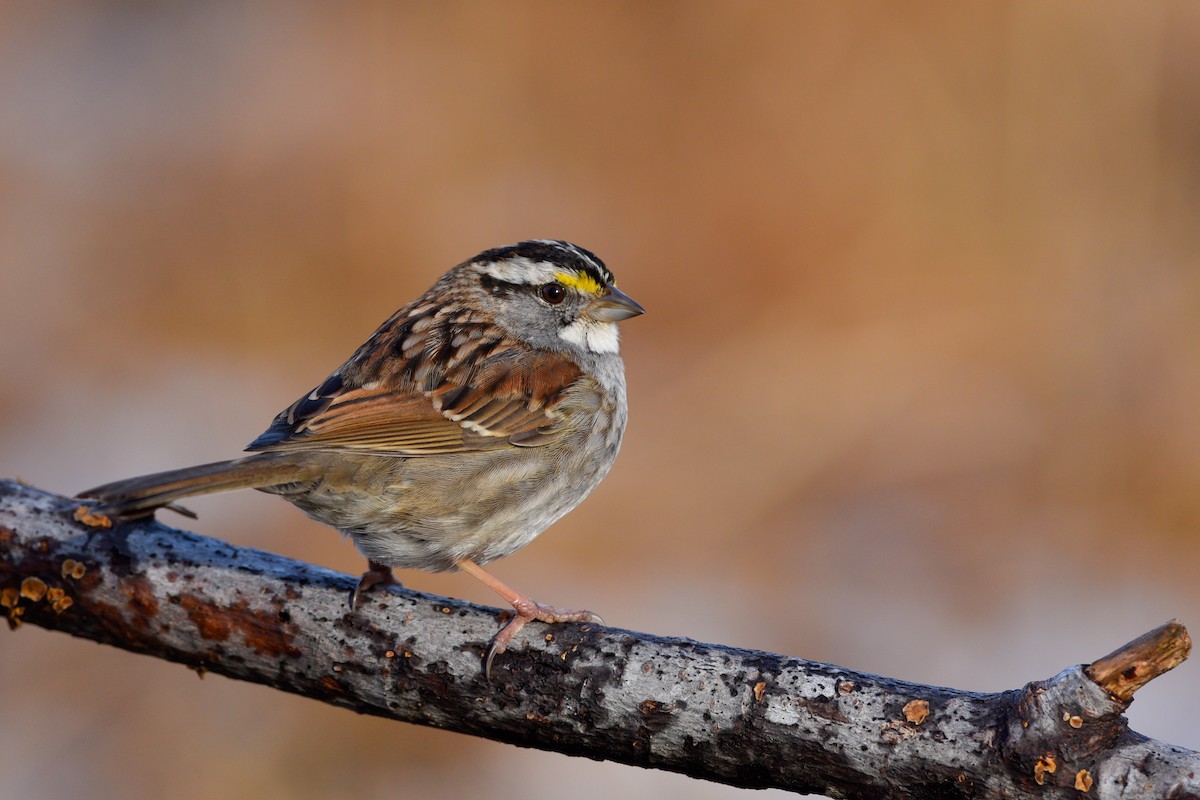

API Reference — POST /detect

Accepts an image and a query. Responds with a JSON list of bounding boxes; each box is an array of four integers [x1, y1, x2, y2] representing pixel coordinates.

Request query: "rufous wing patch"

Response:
[[248, 352, 584, 455]]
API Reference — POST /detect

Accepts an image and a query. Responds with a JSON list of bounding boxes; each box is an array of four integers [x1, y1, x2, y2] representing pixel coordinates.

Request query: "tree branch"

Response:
[[2, 479, 1197, 798]]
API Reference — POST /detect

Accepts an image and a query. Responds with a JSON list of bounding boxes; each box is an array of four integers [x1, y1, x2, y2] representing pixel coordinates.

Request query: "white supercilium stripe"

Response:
[[479, 257, 562, 285]]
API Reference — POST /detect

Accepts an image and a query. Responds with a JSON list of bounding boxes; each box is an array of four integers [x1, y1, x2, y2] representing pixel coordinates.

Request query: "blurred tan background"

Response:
[[3, 3, 1199, 798]]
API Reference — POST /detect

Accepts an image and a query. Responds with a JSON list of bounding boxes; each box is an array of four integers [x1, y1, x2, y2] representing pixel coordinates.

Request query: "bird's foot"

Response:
[[349, 560, 403, 610], [485, 597, 602, 678], [454, 558, 603, 679]]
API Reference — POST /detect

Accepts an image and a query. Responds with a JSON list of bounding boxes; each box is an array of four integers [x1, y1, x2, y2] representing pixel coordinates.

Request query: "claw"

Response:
[[454, 559, 602, 680], [483, 603, 602, 680], [348, 560, 402, 610]]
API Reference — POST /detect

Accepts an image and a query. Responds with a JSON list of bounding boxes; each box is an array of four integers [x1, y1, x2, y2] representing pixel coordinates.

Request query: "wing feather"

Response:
[[246, 343, 584, 456]]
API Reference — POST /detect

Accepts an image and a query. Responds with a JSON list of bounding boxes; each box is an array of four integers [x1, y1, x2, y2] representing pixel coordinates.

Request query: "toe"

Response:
[[484, 614, 529, 680], [348, 562, 402, 610]]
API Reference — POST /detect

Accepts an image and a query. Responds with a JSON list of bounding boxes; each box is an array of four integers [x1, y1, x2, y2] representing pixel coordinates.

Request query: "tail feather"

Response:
[[79, 453, 307, 519]]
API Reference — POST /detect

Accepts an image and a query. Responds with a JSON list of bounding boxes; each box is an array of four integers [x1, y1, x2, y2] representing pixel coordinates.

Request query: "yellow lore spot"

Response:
[[554, 270, 603, 296]]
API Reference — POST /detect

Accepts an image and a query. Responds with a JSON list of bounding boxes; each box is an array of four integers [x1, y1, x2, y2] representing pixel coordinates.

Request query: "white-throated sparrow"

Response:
[[81, 240, 644, 675]]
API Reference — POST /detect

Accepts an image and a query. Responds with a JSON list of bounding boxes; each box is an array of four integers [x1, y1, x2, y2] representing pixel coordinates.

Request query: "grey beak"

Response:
[[587, 286, 645, 322]]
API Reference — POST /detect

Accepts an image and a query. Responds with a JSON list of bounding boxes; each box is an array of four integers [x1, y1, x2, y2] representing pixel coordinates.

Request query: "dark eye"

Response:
[[538, 283, 566, 305]]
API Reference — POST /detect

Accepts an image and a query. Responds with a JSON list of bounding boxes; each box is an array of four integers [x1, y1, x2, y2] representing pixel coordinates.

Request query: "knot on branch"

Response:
[[1000, 621, 1193, 794]]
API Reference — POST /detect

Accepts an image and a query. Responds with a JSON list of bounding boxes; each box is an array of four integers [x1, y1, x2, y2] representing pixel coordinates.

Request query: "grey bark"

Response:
[[2, 479, 1197, 799]]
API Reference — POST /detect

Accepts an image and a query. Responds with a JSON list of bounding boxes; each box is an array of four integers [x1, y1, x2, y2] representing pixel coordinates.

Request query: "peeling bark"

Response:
[[2, 479, 1197, 798]]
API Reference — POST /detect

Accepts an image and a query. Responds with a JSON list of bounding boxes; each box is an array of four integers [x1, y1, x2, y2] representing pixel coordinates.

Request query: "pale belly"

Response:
[[270, 432, 618, 572]]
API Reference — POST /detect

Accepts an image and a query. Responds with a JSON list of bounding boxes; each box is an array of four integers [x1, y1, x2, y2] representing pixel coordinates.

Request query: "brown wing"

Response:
[[246, 350, 584, 456]]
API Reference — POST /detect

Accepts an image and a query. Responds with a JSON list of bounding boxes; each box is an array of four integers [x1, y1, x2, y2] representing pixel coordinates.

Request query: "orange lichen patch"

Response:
[[1067, 714, 1083, 729], [51, 596, 74, 614], [74, 506, 112, 528], [62, 559, 87, 580], [177, 594, 231, 641], [903, 699, 930, 724], [1034, 752, 1057, 785], [177, 594, 300, 657], [880, 718, 921, 744], [120, 575, 159, 619], [7, 605, 24, 629], [1, 587, 19, 609], [46, 587, 65, 602], [837, 680, 856, 695], [19, 577, 47, 602], [639, 699, 673, 717], [385, 649, 396, 658], [753, 681, 766, 703], [1075, 770, 1093, 792]]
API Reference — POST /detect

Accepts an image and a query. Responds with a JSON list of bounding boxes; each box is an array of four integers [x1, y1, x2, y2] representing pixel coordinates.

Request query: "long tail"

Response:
[[79, 452, 310, 519]]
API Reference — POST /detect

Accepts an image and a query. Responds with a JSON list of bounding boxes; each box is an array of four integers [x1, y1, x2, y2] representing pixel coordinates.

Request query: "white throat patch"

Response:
[[559, 318, 620, 354]]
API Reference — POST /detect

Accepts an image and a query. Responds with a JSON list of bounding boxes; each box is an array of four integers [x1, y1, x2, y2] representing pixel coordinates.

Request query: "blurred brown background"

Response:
[[3, 3, 1199, 798]]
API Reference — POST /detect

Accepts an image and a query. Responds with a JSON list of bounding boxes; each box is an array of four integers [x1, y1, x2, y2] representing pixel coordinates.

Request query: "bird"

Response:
[[80, 239, 644, 676]]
